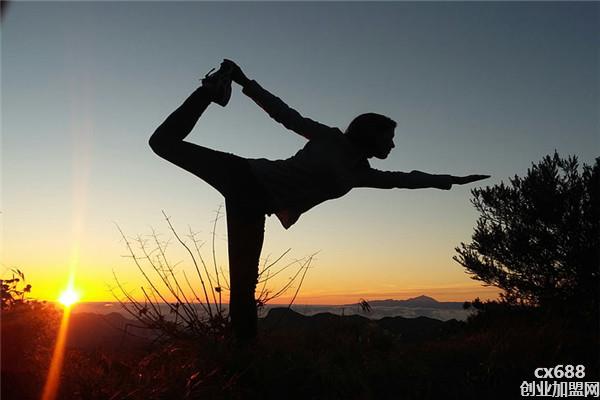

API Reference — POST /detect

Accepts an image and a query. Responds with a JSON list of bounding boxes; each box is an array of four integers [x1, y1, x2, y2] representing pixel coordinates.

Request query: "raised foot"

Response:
[[201, 61, 233, 107]]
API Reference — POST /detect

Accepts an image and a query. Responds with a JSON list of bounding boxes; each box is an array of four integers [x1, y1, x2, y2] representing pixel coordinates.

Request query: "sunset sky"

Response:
[[2, 2, 598, 304]]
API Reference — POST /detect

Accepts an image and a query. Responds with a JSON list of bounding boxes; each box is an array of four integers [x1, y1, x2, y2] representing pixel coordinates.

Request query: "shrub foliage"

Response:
[[454, 152, 599, 315]]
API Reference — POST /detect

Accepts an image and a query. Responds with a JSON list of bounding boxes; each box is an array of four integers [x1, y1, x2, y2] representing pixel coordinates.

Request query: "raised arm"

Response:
[[357, 168, 490, 190], [224, 59, 333, 140]]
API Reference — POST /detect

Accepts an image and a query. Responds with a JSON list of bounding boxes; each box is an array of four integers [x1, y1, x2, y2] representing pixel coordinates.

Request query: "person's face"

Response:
[[371, 127, 395, 159]]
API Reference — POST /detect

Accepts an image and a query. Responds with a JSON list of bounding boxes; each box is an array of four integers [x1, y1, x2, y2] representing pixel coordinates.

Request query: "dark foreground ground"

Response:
[[2, 305, 599, 400]]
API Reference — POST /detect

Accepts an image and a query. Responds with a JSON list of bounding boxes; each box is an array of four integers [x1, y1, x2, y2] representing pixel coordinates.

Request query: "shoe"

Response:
[[201, 61, 233, 107]]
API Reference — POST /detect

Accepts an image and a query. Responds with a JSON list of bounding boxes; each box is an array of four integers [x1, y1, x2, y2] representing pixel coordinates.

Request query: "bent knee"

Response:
[[148, 133, 173, 158]]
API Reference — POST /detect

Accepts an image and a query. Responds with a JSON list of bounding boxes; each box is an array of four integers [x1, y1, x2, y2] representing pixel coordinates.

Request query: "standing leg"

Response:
[[226, 200, 265, 345], [149, 66, 269, 344]]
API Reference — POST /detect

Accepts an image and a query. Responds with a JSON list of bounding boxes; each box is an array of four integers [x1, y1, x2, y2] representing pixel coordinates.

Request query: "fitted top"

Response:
[[242, 80, 450, 229], [248, 129, 371, 229]]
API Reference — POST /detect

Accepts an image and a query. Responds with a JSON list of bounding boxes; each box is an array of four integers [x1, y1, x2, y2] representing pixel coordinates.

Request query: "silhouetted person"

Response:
[[149, 59, 489, 345]]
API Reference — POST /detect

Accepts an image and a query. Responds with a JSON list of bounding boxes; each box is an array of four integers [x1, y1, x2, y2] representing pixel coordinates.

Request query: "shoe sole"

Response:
[[202, 63, 233, 107]]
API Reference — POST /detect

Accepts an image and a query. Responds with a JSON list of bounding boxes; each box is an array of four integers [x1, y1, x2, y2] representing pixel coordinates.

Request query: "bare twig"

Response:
[[188, 227, 219, 314], [211, 205, 224, 310], [115, 223, 194, 327], [112, 210, 313, 341]]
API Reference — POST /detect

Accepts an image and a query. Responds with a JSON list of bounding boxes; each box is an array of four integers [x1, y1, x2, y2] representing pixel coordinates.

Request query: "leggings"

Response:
[[149, 86, 271, 343]]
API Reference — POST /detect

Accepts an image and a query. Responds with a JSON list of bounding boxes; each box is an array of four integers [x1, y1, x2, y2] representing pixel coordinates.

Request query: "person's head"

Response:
[[345, 113, 397, 159]]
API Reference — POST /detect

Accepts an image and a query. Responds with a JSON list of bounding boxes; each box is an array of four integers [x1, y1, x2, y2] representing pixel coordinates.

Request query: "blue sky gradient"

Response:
[[2, 2, 598, 302]]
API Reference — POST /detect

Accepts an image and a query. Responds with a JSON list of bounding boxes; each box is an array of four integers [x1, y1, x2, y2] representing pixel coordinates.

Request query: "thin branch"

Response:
[[139, 234, 198, 324], [182, 269, 211, 317], [211, 205, 224, 310], [148, 228, 198, 322], [188, 226, 217, 314], [114, 223, 194, 327], [258, 248, 292, 279], [257, 258, 304, 284], [287, 257, 312, 309], [264, 254, 315, 303]]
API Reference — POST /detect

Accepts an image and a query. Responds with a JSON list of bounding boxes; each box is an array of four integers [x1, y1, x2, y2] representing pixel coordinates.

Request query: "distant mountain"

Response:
[[47, 307, 468, 353], [350, 295, 466, 310], [260, 308, 465, 342], [67, 312, 154, 352], [74, 295, 473, 323], [283, 295, 472, 321]]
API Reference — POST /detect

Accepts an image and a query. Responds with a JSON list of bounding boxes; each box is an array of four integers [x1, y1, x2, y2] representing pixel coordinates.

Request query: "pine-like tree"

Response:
[[454, 152, 599, 316]]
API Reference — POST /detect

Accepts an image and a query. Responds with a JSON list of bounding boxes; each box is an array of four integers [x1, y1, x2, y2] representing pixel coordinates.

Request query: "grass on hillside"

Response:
[[2, 300, 598, 400]]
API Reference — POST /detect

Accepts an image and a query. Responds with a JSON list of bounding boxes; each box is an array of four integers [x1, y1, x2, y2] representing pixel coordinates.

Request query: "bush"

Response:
[[1, 270, 60, 400], [455, 152, 599, 318]]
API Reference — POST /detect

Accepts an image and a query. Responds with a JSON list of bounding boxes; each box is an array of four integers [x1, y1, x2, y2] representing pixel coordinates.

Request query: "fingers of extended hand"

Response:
[[452, 174, 490, 185], [456, 175, 477, 185], [465, 175, 481, 183]]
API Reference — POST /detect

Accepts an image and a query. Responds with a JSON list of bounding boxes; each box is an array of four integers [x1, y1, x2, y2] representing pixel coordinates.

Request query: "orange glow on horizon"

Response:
[[31, 283, 501, 305], [273, 285, 502, 305]]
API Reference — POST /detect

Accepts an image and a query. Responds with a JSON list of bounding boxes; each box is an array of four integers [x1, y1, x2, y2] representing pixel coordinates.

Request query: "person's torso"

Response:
[[248, 129, 369, 228]]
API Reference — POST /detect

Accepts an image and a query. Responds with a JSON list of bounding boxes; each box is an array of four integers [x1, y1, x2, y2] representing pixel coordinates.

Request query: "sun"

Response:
[[58, 287, 80, 307]]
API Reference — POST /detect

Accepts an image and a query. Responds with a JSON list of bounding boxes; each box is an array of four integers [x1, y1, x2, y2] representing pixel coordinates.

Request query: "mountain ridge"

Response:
[[343, 294, 465, 310]]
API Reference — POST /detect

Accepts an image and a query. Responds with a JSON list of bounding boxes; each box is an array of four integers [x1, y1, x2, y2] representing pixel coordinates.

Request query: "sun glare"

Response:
[[58, 287, 80, 307]]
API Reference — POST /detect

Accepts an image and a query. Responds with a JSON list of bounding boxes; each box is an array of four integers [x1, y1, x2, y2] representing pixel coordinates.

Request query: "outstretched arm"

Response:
[[357, 169, 490, 190], [225, 59, 333, 140]]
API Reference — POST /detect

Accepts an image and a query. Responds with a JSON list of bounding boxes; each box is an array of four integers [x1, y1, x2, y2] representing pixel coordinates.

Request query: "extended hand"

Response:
[[222, 59, 250, 86], [451, 174, 491, 185]]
